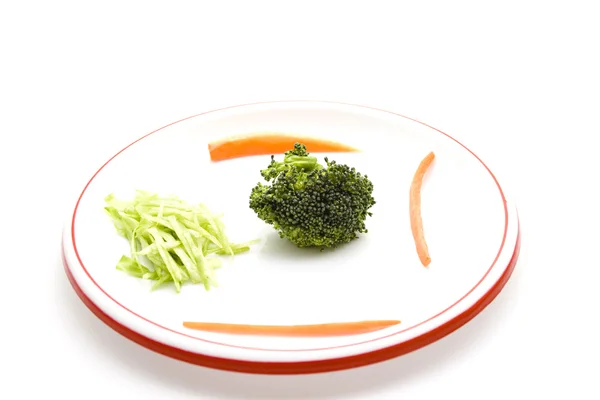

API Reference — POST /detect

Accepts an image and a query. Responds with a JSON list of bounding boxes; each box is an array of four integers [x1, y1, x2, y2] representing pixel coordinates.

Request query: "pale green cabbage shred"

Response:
[[104, 190, 257, 292]]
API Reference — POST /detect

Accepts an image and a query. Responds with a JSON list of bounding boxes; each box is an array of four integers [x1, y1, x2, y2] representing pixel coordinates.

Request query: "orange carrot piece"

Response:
[[409, 151, 435, 267], [208, 133, 358, 162], [182, 320, 401, 336]]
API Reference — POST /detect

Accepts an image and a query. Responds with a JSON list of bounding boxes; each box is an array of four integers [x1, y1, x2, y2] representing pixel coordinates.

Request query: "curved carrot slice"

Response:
[[208, 133, 358, 162], [182, 320, 401, 336], [409, 151, 435, 267]]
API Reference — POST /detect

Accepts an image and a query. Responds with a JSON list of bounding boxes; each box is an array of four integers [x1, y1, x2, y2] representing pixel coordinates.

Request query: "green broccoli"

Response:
[[249, 143, 376, 249]]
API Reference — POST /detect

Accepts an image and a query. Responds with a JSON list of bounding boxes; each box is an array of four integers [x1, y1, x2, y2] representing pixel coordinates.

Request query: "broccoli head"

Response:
[[249, 143, 376, 249]]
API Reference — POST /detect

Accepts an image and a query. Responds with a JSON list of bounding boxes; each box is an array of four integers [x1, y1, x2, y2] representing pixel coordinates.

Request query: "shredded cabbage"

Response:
[[104, 190, 257, 292]]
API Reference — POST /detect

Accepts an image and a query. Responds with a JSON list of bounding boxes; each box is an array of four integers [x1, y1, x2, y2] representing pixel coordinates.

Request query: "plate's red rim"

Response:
[[62, 227, 520, 374], [67, 100, 516, 356]]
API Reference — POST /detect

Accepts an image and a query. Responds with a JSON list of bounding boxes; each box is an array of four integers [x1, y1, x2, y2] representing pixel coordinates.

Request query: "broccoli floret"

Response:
[[249, 143, 375, 249]]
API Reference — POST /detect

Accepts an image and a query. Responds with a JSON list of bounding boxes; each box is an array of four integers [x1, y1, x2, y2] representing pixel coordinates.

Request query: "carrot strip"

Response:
[[409, 151, 435, 267], [182, 320, 401, 336], [208, 133, 358, 162]]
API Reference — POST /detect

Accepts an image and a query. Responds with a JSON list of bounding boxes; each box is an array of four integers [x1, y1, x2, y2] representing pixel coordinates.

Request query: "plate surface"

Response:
[[62, 101, 520, 374]]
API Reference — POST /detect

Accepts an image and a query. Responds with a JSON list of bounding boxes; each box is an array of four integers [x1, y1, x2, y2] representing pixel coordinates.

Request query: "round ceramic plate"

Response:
[[62, 101, 520, 374]]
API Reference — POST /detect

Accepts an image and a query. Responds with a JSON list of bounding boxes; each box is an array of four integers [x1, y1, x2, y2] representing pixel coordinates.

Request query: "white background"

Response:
[[1, 1, 599, 399]]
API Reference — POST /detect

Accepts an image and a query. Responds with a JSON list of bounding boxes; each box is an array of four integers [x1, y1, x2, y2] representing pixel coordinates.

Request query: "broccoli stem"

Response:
[[284, 155, 320, 171], [260, 144, 323, 181]]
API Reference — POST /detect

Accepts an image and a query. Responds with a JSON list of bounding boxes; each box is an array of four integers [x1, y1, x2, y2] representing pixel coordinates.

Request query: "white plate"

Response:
[[62, 101, 520, 374]]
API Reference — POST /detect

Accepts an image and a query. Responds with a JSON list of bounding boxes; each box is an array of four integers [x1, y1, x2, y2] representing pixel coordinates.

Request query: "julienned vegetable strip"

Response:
[[182, 320, 401, 336], [208, 133, 357, 161], [104, 190, 257, 292], [409, 152, 435, 267]]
